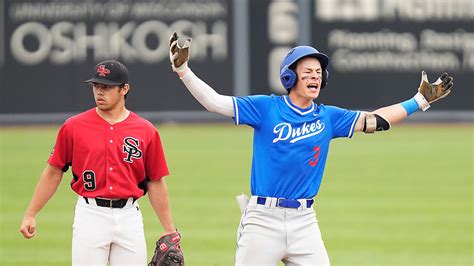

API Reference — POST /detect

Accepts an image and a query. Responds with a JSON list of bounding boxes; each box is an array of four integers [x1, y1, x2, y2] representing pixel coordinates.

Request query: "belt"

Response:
[[255, 196, 314, 209], [83, 197, 134, 208]]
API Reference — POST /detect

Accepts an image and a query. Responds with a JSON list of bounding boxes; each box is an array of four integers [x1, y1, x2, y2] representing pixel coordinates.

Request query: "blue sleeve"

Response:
[[326, 106, 361, 138], [232, 95, 272, 128]]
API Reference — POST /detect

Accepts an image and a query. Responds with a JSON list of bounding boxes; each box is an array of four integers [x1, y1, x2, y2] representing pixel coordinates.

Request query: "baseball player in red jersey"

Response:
[[19, 60, 177, 265]]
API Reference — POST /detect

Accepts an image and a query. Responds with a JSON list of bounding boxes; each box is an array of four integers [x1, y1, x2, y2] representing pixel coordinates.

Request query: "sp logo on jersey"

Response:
[[123, 137, 143, 163]]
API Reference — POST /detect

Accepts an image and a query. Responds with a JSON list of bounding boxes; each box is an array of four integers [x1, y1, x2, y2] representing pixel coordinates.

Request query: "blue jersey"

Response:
[[232, 95, 360, 199]]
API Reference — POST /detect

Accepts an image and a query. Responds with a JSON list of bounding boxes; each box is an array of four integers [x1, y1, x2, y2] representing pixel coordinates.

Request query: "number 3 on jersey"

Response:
[[83, 170, 96, 190], [309, 146, 320, 167]]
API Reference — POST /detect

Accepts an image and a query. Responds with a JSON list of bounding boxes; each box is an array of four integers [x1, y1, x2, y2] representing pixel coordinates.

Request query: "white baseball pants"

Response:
[[72, 197, 147, 266], [235, 196, 330, 266]]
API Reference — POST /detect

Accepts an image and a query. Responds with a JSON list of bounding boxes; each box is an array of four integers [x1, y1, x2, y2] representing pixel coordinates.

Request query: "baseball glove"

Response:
[[148, 232, 184, 266]]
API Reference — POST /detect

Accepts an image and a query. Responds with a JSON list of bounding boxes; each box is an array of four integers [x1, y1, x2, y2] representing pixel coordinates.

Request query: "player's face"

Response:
[[291, 58, 323, 106], [92, 83, 128, 111]]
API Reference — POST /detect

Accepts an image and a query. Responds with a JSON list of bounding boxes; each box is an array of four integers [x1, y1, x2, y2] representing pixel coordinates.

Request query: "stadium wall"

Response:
[[0, 0, 472, 124]]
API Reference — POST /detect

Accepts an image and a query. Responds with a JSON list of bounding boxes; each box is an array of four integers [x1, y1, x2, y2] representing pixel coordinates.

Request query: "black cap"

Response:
[[84, 60, 129, 86]]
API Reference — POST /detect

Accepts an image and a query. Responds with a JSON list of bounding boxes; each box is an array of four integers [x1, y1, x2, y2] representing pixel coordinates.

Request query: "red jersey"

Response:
[[48, 108, 169, 199]]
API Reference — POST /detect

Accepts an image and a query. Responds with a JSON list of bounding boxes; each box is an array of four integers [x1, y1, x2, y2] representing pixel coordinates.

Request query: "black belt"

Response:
[[257, 197, 314, 209], [83, 197, 132, 208]]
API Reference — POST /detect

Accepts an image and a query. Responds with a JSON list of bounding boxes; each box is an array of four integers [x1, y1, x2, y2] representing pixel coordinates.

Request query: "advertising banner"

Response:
[[0, 0, 472, 122], [249, 0, 473, 110], [0, 0, 233, 113]]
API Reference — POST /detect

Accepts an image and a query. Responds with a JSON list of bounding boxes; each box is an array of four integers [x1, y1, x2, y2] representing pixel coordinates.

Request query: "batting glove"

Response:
[[413, 71, 454, 111], [169, 32, 191, 75]]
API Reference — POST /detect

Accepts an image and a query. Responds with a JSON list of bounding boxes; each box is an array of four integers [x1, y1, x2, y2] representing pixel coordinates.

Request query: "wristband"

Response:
[[400, 98, 419, 116]]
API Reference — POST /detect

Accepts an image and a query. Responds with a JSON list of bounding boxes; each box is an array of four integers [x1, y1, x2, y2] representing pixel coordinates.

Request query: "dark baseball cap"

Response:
[[84, 60, 129, 86]]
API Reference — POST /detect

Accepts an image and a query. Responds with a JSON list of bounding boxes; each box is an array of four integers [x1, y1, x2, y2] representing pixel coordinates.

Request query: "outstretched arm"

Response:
[[179, 70, 234, 117], [169, 32, 234, 117], [355, 71, 454, 132]]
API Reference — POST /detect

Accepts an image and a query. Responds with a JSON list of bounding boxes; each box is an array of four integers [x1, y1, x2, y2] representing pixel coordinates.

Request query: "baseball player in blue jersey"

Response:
[[168, 32, 453, 265]]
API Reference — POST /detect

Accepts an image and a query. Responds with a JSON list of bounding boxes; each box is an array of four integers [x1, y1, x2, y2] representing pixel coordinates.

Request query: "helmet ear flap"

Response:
[[280, 65, 297, 90], [321, 69, 329, 89]]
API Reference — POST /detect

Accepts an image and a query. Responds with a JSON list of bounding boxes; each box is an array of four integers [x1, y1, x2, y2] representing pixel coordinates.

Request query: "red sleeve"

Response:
[[47, 123, 73, 172], [145, 130, 169, 181]]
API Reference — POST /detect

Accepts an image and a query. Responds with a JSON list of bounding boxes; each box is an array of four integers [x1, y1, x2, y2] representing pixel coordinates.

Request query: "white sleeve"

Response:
[[180, 69, 235, 117]]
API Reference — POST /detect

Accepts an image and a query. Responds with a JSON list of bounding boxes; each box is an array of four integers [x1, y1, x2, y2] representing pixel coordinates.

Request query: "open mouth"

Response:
[[307, 84, 319, 91]]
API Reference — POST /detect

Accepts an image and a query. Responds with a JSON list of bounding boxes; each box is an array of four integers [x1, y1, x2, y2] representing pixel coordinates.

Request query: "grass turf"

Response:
[[0, 124, 472, 265]]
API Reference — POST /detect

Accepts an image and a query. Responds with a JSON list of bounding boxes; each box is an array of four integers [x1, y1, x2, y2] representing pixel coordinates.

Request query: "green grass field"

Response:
[[0, 124, 472, 265]]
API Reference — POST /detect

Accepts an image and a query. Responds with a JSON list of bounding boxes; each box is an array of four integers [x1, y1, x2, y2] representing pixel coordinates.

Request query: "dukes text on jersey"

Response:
[[273, 120, 325, 144]]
